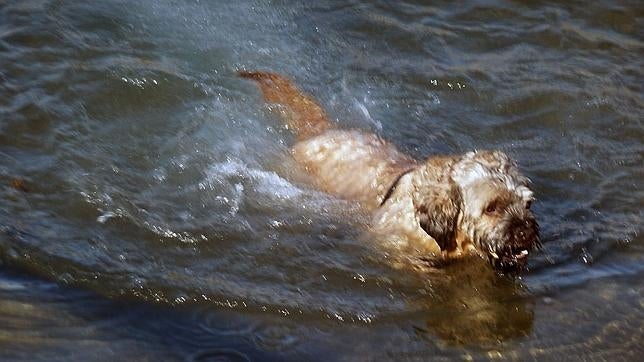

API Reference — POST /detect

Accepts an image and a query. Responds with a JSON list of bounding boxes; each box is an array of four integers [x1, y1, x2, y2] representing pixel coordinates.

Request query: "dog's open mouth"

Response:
[[490, 248, 530, 261], [488, 247, 531, 272], [487, 223, 541, 272]]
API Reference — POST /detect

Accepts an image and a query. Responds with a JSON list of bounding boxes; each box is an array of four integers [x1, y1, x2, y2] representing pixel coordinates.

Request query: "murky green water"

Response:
[[1, 0, 642, 360]]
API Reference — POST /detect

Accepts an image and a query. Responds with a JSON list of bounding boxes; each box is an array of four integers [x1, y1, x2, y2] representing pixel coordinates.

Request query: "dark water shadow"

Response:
[[408, 256, 534, 346]]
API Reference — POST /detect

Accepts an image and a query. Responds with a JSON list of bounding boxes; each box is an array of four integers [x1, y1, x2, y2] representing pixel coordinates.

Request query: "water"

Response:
[[0, 0, 642, 359]]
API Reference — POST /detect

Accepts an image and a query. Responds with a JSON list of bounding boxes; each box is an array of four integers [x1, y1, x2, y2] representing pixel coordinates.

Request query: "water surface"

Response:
[[1, 0, 642, 360]]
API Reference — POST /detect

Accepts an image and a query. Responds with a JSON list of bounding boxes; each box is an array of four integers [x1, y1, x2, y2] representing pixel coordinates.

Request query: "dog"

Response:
[[239, 71, 539, 272]]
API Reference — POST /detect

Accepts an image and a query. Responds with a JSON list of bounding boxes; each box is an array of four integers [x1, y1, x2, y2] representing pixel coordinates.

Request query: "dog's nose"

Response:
[[510, 218, 538, 248]]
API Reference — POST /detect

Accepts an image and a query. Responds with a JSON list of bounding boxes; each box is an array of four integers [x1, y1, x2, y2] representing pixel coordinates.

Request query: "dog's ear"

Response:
[[415, 181, 462, 251]]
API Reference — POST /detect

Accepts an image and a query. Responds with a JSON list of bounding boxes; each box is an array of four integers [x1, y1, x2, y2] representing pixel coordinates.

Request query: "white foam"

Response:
[[205, 159, 302, 200], [97, 211, 116, 223]]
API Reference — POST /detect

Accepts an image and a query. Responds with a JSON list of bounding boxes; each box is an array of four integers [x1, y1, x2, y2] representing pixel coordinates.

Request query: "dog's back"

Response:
[[292, 130, 416, 208]]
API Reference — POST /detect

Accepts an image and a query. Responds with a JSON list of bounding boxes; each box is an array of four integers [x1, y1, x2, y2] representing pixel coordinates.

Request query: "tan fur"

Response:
[[240, 71, 539, 270], [292, 130, 417, 209], [238, 71, 331, 139]]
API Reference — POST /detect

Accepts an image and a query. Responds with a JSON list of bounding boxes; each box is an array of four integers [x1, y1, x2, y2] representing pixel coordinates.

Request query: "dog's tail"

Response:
[[238, 70, 332, 140]]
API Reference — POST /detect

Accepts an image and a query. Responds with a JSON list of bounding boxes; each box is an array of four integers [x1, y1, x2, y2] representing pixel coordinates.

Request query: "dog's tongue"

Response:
[[516, 249, 529, 259]]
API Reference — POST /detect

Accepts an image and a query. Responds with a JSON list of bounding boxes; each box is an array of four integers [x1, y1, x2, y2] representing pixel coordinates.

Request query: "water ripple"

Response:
[[0, 0, 642, 359]]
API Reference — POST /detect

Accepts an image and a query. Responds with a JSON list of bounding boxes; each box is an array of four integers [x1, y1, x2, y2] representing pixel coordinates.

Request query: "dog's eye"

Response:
[[526, 200, 532, 210], [485, 202, 497, 214]]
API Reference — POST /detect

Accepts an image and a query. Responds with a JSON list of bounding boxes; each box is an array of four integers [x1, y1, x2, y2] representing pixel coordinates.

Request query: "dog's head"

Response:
[[417, 151, 540, 272]]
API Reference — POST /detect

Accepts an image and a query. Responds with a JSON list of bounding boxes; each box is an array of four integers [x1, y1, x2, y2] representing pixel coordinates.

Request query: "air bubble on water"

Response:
[[153, 167, 167, 182], [178, 211, 192, 221], [145, 223, 199, 244], [487, 351, 503, 359], [427, 93, 440, 105], [215, 195, 229, 203], [152, 291, 165, 303], [97, 211, 116, 223], [270, 220, 283, 228], [356, 312, 374, 323], [131, 276, 145, 289], [461, 353, 474, 362], [81, 191, 113, 206], [59, 272, 74, 284], [174, 294, 188, 304], [579, 248, 594, 265], [229, 183, 244, 215]]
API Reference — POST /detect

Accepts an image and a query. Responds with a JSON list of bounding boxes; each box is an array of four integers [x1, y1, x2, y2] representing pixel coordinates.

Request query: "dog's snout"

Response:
[[509, 217, 538, 248]]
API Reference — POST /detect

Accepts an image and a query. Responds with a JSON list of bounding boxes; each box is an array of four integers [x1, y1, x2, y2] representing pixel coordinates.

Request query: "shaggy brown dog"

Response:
[[240, 71, 539, 271]]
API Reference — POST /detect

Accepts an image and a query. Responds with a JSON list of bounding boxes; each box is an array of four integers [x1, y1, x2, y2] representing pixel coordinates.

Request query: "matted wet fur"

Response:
[[239, 71, 540, 272]]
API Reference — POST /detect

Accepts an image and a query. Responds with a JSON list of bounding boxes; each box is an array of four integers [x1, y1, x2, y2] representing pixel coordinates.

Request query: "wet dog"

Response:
[[239, 71, 539, 272]]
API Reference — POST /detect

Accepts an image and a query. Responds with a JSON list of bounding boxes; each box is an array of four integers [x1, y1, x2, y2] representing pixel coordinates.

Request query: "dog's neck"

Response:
[[408, 155, 459, 203], [408, 155, 473, 254], [379, 167, 417, 206], [372, 155, 476, 257]]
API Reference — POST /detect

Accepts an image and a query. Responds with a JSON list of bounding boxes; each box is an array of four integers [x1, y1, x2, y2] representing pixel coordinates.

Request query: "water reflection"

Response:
[[412, 257, 533, 345]]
